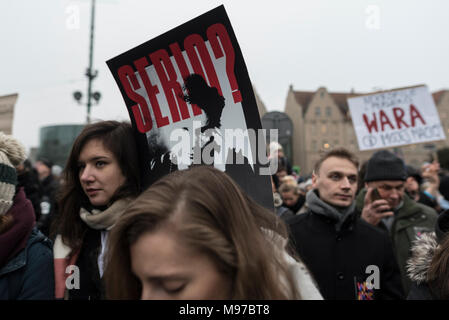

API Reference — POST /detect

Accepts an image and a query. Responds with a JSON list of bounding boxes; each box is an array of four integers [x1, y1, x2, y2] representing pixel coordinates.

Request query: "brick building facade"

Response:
[[284, 86, 449, 175]]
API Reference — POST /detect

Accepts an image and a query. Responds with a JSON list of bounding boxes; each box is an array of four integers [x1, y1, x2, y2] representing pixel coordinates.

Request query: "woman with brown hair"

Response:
[[51, 121, 141, 299], [104, 166, 322, 300]]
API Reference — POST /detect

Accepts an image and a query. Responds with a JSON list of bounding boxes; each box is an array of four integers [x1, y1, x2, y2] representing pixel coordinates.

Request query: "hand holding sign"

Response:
[[421, 161, 440, 182], [361, 187, 394, 226], [421, 161, 440, 196]]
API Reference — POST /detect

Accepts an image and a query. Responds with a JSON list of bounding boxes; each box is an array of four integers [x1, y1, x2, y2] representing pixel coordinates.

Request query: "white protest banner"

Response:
[[347, 85, 445, 151]]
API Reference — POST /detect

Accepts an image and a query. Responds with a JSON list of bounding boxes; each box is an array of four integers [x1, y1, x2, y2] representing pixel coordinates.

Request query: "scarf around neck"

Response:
[[286, 194, 306, 213], [306, 189, 356, 232], [0, 188, 35, 268], [79, 197, 134, 230], [54, 197, 134, 299]]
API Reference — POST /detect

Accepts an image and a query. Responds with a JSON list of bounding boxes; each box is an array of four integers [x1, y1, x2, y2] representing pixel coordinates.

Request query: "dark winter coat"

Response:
[[36, 174, 60, 237], [273, 192, 295, 221], [355, 189, 438, 294], [287, 192, 404, 300], [417, 191, 441, 214], [17, 169, 42, 221], [285, 194, 306, 215], [0, 228, 54, 300], [406, 211, 449, 300], [276, 206, 295, 221]]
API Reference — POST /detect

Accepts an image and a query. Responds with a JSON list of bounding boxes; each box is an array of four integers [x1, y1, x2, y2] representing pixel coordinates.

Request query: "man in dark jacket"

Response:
[[356, 150, 437, 294], [287, 148, 404, 300], [16, 159, 42, 221], [35, 158, 60, 237]]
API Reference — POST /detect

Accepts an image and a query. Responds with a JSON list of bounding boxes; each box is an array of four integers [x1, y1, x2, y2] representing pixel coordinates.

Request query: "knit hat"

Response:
[[0, 132, 26, 215], [364, 150, 407, 182]]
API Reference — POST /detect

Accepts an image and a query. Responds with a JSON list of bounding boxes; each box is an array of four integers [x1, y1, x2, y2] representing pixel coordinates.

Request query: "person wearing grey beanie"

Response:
[[0, 132, 54, 299], [0, 133, 26, 216], [355, 149, 438, 295]]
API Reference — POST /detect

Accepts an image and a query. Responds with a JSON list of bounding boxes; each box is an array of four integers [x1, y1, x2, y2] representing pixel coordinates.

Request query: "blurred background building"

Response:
[[278, 86, 449, 175], [36, 124, 84, 168], [262, 111, 293, 162], [0, 93, 18, 134]]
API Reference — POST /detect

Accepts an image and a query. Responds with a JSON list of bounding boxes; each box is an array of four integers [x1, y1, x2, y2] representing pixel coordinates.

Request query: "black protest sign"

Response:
[[107, 5, 274, 209]]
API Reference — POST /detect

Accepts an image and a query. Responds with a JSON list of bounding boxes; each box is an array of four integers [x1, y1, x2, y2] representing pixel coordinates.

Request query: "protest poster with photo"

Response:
[[107, 5, 274, 209], [347, 85, 446, 151]]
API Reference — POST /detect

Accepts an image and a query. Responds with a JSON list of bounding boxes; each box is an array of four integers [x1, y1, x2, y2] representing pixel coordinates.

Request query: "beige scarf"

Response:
[[54, 197, 134, 299], [79, 197, 134, 230]]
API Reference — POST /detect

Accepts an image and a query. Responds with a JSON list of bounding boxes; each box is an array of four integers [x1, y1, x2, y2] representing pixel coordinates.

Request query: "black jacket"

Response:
[[36, 175, 60, 237], [17, 169, 42, 221], [287, 208, 404, 300], [285, 194, 305, 214], [68, 228, 104, 300]]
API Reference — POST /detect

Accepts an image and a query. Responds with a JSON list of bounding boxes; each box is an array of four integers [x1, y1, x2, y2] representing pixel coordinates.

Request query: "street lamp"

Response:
[[73, 0, 100, 124], [72, 89, 101, 108]]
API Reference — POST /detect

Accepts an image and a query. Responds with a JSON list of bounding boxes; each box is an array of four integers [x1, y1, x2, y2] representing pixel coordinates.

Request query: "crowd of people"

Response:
[[1, 122, 449, 300], [271, 142, 449, 299]]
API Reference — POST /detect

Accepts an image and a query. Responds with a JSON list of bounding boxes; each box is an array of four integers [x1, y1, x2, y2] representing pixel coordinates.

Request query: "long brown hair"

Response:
[[104, 166, 301, 300], [50, 121, 141, 251], [428, 234, 449, 299]]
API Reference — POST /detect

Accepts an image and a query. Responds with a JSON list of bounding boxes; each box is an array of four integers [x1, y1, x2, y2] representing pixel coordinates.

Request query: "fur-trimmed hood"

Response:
[[407, 210, 449, 287], [406, 232, 438, 284]]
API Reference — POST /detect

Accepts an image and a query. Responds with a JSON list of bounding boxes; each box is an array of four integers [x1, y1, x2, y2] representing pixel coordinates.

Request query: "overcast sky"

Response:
[[1, 0, 449, 152]]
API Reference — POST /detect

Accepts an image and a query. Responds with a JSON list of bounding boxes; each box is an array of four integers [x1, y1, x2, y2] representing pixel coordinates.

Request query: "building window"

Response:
[[326, 106, 332, 117], [315, 107, 321, 117], [312, 140, 317, 151], [334, 140, 339, 146], [321, 125, 327, 134]]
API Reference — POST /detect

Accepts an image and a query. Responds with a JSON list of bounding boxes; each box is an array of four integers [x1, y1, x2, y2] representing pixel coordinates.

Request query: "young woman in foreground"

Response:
[[105, 166, 322, 300]]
